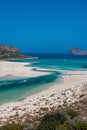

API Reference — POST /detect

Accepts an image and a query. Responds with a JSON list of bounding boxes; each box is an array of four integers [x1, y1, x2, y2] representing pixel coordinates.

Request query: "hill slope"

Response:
[[0, 44, 32, 59]]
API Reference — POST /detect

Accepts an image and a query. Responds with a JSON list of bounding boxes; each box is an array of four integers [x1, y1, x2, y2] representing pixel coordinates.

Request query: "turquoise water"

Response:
[[0, 54, 87, 103], [0, 72, 60, 104]]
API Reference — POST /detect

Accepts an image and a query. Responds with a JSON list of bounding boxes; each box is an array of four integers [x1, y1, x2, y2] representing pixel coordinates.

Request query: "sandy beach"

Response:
[[0, 61, 50, 80], [0, 61, 87, 126]]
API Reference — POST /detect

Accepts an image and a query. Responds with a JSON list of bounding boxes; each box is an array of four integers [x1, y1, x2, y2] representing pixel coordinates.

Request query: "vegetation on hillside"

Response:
[[0, 44, 31, 59], [0, 124, 24, 130], [0, 109, 87, 130], [36, 109, 87, 130]]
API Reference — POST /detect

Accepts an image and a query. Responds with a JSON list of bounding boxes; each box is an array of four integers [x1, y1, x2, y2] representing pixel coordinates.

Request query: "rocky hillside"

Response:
[[0, 44, 32, 59]]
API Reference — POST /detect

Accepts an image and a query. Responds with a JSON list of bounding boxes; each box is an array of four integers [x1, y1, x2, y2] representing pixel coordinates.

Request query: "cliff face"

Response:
[[0, 44, 30, 59], [70, 48, 87, 55]]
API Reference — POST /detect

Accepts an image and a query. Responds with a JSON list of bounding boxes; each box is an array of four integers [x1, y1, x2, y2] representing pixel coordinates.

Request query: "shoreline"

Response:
[[0, 61, 87, 126], [0, 78, 87, 126]]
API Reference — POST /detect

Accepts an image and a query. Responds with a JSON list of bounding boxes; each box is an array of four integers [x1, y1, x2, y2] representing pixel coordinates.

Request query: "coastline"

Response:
[[0, 56, 38, 60], [0, 61, 87, 126]]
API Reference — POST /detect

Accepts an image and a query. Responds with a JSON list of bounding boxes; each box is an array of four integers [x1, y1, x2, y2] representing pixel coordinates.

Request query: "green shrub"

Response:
[[37, 121, 58, 130], [56, 123, 72, 130], [36, 110, 67, 130], [56, 122, 87, 130], [72, 122, 87, 130], [36, 109, 87, 130], [0, 124, 24, 130], [66, 109, 78, 119]]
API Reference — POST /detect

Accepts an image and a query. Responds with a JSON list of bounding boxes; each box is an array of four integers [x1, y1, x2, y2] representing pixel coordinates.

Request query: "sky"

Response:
[[0, 0, 87, 53]]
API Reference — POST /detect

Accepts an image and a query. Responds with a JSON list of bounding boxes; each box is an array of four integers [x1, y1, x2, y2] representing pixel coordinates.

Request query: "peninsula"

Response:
[[0, 44, 33, 60]]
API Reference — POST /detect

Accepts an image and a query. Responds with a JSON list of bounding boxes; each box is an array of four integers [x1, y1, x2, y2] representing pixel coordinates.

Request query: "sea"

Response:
[[0, 53, 87, 104]]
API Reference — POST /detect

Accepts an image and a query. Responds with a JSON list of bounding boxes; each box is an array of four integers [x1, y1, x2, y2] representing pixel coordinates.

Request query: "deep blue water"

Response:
[[16, 53, 87, 70], [0, 53, 87, 103]]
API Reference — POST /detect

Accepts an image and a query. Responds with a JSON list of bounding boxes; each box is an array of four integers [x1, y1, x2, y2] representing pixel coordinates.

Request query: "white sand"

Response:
[[0, 61, 50, 80], [0, 61, 87, 126]]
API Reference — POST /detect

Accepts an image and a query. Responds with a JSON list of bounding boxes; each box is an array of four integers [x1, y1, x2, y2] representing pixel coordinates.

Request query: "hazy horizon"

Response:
[[0, 0, 87, 53]]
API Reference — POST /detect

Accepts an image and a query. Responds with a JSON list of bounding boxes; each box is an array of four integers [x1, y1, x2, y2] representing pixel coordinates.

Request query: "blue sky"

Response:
[[0, 0, 87, 53]]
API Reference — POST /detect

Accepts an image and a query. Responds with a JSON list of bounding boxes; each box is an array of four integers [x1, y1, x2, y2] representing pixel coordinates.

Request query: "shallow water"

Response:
[[0, 54, 87, 103], [0, 72, 60, 103]]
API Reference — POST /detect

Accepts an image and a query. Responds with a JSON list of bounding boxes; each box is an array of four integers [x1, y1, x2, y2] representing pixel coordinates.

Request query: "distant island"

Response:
[[0, 44, 34, 60], [70, 48, 87, 55]]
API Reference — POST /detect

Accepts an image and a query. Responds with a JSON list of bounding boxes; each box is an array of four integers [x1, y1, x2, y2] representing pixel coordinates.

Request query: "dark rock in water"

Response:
[[70, 48, 87, 55], [0, 44, 32, 59]]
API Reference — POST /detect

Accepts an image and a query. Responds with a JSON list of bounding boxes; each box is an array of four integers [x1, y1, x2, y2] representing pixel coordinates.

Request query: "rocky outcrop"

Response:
[[0, 44, 20, 53], [70, 48, 87, 55], [0, 44, 32, 59]]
